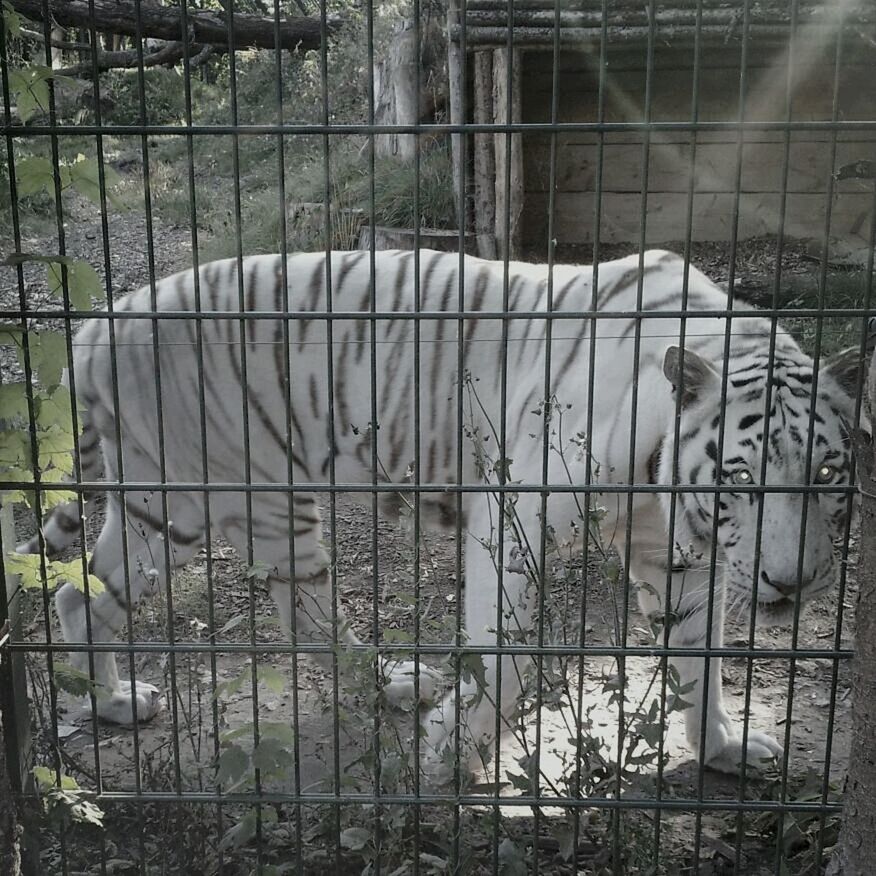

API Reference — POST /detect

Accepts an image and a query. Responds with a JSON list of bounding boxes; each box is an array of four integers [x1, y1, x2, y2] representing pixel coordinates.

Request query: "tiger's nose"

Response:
[[770, 580, 797, 597], [760, 571, 798, 597]]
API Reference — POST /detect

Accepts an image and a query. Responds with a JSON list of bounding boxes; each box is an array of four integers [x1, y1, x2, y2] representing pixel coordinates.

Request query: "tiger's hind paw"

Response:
[[704, 728, 782, 775], [93, 679, 164, 725]]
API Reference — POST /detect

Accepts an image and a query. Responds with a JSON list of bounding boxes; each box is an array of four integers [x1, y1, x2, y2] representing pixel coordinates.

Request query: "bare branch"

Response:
[[53, 40, 225, 78]]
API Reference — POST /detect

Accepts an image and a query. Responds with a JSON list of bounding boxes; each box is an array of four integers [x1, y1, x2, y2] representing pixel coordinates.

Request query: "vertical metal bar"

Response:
[[364, 2, 384, 868], [177, 0, 224, 864], [318, 0, 342, 862], [490, 2, 515, 872], [269, 1, 304, 871], [614, 1, 658, 870], [690, 1, 755, 870], [451, 1, 468, 872], [72, 9, 149, 869], [531, 0, 563, 870], [653, 2, 704, 867], [32, 2, 91, 870], [130, 1, 184, 858], [572, 2, 609, 869], [50, 8, 108, 845], [79, 4, 158, 871], [219, 3, 265, 865], [411, 3, 423, 871], [732, 3, 801, 868], [774, 11, 847, 872]]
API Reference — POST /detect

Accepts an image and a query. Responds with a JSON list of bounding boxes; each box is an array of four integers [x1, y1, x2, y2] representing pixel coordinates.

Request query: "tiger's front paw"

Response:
[[702, 727, 782, 775], [380, 660, 442, 710]]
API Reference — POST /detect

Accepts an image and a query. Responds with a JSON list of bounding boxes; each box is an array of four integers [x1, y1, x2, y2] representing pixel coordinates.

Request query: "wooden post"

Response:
[[446, 0, 466, 234], [493, 47, 524, 260], [830, 345, 876, 875], [0, 503, 31, 874], [473, 50, 497, 259]]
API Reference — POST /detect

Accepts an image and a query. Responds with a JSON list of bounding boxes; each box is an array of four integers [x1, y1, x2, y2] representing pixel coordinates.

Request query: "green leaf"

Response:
[[216, 744, 251, 788], [497, 838, 527, 876], [460, 653, 487, 694], [245, 561, 271, 582], [2, 2, 22, 38], [251, 737, 291, 778], [382, 628, 413, 644], [68, 154, 121, 206], [218, 807, 276, 853], [6, 552, 102, 595], [29, 331, 69, 388], [258, 722, 295, 745], [213, 669, 248, 701], [5, 551, 42, 589], [0, 323, 23, 346], [14, 155, 55, 195], [40, 488, 77, 510], [47, 260, 100, 310], [49, 556, 104, 595], [257, 664, 285, 694], [36, 385, 74, 430], [0, 382, 29, 419], [32, 765, 55, 790], [339, 826, 371, 851], [55, 662, 105, 699], [0, 430, 30, 467], [9, 67, 52, 123]]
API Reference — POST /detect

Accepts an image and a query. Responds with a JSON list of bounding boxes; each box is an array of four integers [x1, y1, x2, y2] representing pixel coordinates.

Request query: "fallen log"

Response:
[[8, 0, 339, 53]]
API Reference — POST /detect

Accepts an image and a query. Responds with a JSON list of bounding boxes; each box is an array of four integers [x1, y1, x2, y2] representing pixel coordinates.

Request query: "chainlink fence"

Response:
[[0, 0, 874, 874]]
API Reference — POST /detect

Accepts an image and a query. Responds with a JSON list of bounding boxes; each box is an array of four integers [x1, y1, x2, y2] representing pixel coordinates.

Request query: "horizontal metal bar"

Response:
[[3, 120, 876, 137], [3, 480, 859, 496], [40, 788, 841, 814], [9, 640, 853, 661], [5, 307, 876, 322]]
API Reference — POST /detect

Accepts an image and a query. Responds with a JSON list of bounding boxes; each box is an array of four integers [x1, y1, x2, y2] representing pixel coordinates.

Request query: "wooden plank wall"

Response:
[[519, 46, 876, 254]]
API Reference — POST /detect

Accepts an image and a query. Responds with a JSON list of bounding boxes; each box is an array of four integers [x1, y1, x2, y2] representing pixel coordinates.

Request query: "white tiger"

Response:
[[19, 248, 864, 776]]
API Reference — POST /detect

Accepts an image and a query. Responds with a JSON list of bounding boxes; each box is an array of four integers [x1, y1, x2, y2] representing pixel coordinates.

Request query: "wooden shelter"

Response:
[[448, 0, 876, 261]]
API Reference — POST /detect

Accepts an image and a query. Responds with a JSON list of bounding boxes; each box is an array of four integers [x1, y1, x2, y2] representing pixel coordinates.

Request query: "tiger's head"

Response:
[[657, 337, 866, 625]]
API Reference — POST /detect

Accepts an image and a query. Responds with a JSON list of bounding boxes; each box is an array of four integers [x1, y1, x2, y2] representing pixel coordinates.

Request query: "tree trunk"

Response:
[[0, 715, 22, 876], [472, 50, 497, 259], [829, 347, 876, 874], [374, 21, 419, 161], [8, 0, 338, 52], [492, 46, 523, 261]]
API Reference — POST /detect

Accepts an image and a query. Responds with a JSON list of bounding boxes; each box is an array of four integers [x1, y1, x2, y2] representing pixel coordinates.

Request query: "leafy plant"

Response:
[[32, 766, 105, 830]]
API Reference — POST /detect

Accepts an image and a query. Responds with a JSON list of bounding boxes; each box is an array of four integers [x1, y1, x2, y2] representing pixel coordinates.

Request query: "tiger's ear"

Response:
[[822, 347, 870, 399], [823, 319, 876, 399], [662, 346, 719, 407]]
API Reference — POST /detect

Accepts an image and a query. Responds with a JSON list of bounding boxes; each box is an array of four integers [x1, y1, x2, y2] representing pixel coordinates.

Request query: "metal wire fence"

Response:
[[0, 0, 874, 874]]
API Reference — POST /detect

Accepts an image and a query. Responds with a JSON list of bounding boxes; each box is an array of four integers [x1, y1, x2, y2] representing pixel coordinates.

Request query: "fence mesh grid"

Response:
[[0, 0, 874, 874]]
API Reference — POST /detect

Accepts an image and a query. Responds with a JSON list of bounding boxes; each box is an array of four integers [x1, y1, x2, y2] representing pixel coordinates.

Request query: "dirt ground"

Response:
[[1, 193, 858, 874]]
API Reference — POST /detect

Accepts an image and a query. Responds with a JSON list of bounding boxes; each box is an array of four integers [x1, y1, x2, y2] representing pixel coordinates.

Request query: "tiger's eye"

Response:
[[732, 470, 753, 485], [814, 464, 836, 484]]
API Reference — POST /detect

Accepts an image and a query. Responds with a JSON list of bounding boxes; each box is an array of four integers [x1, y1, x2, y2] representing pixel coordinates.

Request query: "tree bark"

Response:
[[472, 50, 496, 259], [829, 347, 876, 875], [492, 47, 523, 261], [373, 21, 419, 161], [8, 0, 338, 52]]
